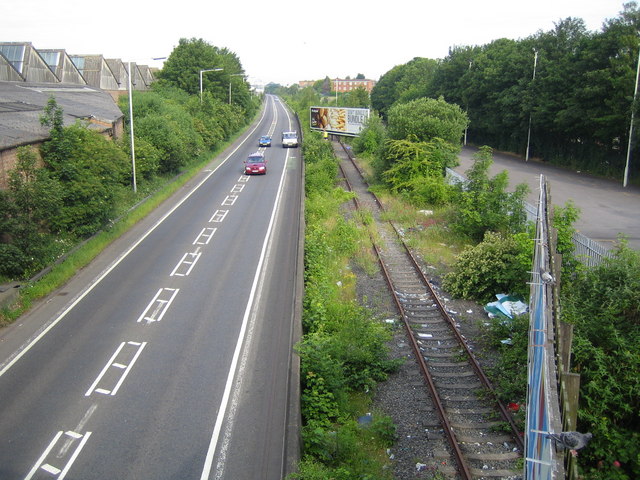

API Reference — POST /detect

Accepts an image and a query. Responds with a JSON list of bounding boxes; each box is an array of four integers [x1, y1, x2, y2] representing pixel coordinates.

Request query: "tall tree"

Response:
[[370, 58, 439, 118], [370, 63, 406, 119], [395, 57, 439, 104], [465, 38, 535, 153], [158, 38, 249, 108], [386, 96, 468, 145], [343, 87, 370, 108]]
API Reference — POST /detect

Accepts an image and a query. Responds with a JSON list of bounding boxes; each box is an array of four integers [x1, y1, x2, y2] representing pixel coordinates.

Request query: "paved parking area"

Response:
[[453, 146, 640, 250]]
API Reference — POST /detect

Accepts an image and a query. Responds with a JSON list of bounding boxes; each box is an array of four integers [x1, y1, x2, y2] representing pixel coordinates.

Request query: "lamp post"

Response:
[[464, 60, 472, 146], [525, 49, 538, 162], [228, 73, 247, 104], [127, 57, 166, 193], [624, 45, 640, 187], [128, 61, 137, 193], [200, 68, 224, 103]]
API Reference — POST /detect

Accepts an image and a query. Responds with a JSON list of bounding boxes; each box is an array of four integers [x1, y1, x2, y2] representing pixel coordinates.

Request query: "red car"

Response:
[[244, 152, 267, 175]]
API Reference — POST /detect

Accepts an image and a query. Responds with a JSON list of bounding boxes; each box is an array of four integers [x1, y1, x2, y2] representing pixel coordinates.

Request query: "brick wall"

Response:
[[0, 144, 44, 190]]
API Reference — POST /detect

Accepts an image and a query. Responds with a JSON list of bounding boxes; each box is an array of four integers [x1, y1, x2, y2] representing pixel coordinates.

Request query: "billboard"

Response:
[[310, 106, 370, 137]]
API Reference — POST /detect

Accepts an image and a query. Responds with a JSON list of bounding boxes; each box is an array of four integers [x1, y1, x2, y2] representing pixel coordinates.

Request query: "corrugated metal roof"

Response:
[[38, 49, 86, 85], [0, 81, 124, 149]]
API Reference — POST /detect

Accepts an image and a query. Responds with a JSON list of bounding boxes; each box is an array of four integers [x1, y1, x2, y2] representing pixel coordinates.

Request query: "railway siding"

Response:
[[335, 141, 524, 479]]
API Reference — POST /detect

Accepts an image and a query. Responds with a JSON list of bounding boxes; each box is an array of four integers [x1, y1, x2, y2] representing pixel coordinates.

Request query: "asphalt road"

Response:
[[0, 95, 302, 480], [454, 146, 640, 250]]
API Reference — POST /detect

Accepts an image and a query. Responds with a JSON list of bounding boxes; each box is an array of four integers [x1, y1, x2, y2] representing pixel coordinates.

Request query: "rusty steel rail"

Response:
[[339, 140, 524, 451], [337, 141, 525, 477], [336, 160, 474, 479]]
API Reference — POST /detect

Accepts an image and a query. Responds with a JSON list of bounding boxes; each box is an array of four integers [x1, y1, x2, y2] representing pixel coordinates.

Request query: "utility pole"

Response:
[[624, 45, 640, 187], [525, 49, 538, 162]]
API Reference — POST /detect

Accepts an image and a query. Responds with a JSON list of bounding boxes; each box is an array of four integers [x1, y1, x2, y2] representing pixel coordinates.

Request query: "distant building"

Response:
[[332, 78, 376, 93], [0, 41, 156, 189], [298, 78, 377, 93], [0, 42, 155, 94]]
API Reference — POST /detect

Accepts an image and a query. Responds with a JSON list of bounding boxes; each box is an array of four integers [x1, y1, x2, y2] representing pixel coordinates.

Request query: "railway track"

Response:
[[335, 141, 524, 479]]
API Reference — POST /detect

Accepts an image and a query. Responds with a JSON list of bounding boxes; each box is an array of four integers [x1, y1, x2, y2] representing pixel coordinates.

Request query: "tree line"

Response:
[[371, 2, 640, 182], [0, 38, 259, 280]]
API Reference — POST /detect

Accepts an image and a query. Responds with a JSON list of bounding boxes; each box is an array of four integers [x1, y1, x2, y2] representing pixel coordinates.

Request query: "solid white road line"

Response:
[[0, 105, 268, 379], [199, 94, 289, 480]]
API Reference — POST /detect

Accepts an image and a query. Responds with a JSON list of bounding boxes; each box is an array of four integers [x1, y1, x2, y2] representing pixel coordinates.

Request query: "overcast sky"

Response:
[[1, 0, 627, 87]]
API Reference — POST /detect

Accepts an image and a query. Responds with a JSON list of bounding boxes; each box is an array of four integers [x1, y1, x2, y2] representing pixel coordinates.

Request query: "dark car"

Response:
[[244, 152, 267, 175], [259, 135, 272, 147]]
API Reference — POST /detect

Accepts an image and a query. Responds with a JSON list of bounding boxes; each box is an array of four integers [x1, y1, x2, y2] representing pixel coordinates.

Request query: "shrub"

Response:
[[404, 174, 452, 206], [133, 113, 200, 173], [121, 89, 204, 173], [484, 313, 529, 408], [119, 136, 161, 181], [448, 146, 530, 241], [561, 244, 640, 479], [353, 113, 386, 156], [442, 231, 533, 303], [381, 137, 458, 189], [303, 136, 339, 196], [0, 244, 27, 277], [552, 200, 581, 275], [40, 122, 131, 237]]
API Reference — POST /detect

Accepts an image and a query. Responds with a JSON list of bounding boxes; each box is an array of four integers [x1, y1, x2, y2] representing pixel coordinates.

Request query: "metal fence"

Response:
[[571, 232, 613, 267], [524, 175, 564, 480]]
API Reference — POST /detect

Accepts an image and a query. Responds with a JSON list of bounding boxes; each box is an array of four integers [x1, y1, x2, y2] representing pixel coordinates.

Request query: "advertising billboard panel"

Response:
[[310, 106, 370, 137]]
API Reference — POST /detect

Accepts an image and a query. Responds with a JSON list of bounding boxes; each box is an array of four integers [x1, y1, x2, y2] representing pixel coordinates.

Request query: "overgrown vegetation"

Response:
[[443, 231, 533, 303], [561, 243, 640, 479], [283, 45, 639, 475], [482, 312, 529, 423], [0, 38, 258, 312], [294, 133, 400, 479]]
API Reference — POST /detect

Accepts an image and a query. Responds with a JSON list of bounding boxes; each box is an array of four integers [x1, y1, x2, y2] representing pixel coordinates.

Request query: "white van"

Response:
[[281, 131, 298, 148]]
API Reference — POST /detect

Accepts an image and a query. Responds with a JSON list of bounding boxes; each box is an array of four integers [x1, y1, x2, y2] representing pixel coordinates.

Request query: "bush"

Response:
[[382, 138, 457, 186], [40, 123, 130, 237], [353, 113, 386, 156], [552, 200, 581, 275], [0, 244, 27, 277], [442, 231, 533, 303], [379, 137, 458, 206], [133, 113, 201, 173], [448, 146, 530, 241], [561, 243, 640, 479], [119, 136, 161, 181], [121, 89, 205, 173], [403, 174, 452, 206], [484, 313, 529, 408]]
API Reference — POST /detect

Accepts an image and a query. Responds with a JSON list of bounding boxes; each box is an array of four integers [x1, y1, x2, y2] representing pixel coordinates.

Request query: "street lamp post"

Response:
[[128, 61, 137, 193], [464, 60, 472, 146], [624, 45, 640, 187], [200, 68, 224, 103], [525, 49, 538, 162], [127, 57, 166, 193]]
